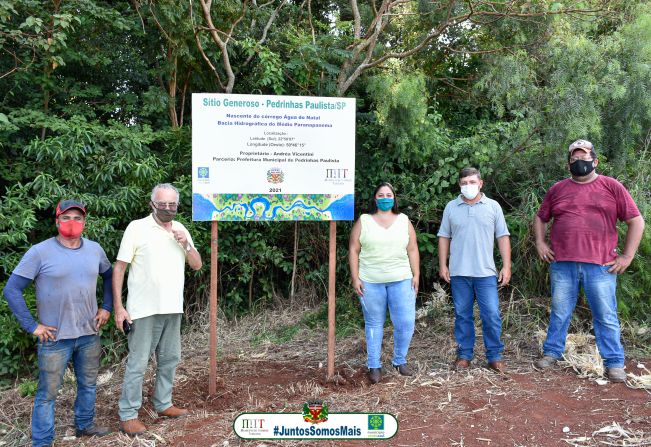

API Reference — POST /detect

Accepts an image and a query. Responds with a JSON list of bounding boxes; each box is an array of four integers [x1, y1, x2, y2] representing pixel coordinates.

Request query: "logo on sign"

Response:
[[324, 168, 352, 186], [241, 418, 265, 429], [325, 168, 349, 179], [198, 167, 209, 179], [302, 400, 328, 424], [368, 414, 384, 430], [267, 167, 284, 184]]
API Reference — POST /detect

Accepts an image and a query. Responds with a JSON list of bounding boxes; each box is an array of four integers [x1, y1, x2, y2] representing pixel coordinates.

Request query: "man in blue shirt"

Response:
[[438, 168, 512, 373], [3, 200, 113, 447]]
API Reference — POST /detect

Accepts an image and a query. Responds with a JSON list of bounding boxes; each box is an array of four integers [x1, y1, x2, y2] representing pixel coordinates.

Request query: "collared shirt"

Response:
[[116, 214, 195, 320], [437, 194, 510, 277]]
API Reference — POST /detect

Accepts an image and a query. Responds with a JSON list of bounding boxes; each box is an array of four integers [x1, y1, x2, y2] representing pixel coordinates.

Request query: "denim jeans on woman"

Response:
[[359, 279, 415, 369], [542, 261, 623, 368], [32, 334, 101, 447], [450, 276, 503, 362]]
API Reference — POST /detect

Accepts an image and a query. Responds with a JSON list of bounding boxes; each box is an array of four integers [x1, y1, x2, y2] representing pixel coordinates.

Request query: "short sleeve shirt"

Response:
[[116, 214, 195, 320], [12, 237, 111, 340], [437, 194, 510, 277], [537, 175, 640, 264]]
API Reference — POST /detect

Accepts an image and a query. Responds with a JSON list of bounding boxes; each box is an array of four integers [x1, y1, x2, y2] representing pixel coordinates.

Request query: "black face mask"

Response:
[[152, 204, 176, 223], [570, 159, 595, 177]]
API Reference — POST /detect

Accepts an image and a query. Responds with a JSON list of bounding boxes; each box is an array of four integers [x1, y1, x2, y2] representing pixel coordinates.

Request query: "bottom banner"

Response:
[[234, 406, 398, 440]]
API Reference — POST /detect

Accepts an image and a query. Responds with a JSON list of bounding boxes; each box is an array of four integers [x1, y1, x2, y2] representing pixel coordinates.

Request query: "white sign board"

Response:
[[192, 94, 356, 221]]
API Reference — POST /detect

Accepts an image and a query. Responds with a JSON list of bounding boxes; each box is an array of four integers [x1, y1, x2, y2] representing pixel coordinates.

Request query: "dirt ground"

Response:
[[1, 303, 650, 447], [160, 357, 651, 447]]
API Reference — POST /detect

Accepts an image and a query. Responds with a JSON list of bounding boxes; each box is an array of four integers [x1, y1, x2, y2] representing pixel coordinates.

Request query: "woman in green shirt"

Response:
[[349, 182, 420, 384]]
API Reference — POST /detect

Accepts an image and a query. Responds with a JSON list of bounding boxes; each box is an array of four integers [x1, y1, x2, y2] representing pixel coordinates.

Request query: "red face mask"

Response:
[[58, 220, 84, 238]]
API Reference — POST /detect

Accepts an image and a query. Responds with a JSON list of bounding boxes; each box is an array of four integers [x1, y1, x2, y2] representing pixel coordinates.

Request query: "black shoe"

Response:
[[368, 367, 382, 384], [76, 424, 111, 437], [394, 363, 414, 376]]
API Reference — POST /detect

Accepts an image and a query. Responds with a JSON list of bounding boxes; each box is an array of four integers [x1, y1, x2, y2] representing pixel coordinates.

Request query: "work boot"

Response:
[[76, 424, 111, 437], [533, 355, 558, 370], [368, 367, 382, 384], [454, 358, 471, 370], [487, 360, 506, 373], [119, 419, 146, 436], [606, 367, 626, 383], [158, 406, 190, 418], [394, 363, 414, 376]]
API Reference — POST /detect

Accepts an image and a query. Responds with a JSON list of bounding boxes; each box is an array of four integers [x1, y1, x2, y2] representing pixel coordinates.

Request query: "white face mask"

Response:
[[460, 184, 480, 200]]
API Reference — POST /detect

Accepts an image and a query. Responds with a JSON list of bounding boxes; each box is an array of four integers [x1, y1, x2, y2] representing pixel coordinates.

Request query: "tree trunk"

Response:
[[167, 50, 179, 128]]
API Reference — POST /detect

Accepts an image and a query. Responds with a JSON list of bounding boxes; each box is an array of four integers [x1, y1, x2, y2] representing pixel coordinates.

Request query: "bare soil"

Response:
[[161, 358, 651, 447], [1, 304, 650, 447]]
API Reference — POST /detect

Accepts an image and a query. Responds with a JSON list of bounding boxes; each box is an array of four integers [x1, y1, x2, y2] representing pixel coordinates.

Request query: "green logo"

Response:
[[368, 414, 384, 430]]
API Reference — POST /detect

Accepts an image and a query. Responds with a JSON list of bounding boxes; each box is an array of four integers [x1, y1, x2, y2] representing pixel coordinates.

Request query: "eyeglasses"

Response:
[[569, 156, 593, 163], [153, 201, 178, 210]]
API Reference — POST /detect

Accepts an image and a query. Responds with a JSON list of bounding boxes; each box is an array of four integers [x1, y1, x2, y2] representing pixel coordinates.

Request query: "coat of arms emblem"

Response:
[[302, 400, 328, 424], [267, 167, 284, 184]]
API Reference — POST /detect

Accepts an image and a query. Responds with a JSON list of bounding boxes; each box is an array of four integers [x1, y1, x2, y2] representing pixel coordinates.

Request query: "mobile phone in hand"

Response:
[[123, 320, 131, 335]]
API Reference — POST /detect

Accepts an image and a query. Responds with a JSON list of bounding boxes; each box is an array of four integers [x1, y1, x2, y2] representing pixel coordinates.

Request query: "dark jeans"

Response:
[[451, 276, 504, 362], [32, 334, 101, 447]]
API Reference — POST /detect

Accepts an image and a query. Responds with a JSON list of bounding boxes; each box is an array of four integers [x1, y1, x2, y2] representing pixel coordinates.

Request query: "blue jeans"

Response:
[[542, 261, 623, 368], [32, 334, 101, 447], [450, 276, 503, 362], [359, 279, 415, 369]]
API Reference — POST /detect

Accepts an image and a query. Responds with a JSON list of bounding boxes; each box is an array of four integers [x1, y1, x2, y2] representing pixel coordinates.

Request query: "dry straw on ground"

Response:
[[564, 421, 651, 446], [626, 363, 651, 391], [537, 330, 651, 390], [1, 296, 649, 446], [558, 332, 605, 379]]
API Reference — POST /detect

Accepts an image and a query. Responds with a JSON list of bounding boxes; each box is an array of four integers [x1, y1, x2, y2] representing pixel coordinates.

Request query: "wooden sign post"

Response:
[[327, 221, 337, 380], [208, 221, 218, 395]]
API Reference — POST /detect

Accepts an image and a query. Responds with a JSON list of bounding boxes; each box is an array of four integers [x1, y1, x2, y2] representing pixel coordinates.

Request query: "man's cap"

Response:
[[568, 139, 594, 154], [56, 199, 86, 217]]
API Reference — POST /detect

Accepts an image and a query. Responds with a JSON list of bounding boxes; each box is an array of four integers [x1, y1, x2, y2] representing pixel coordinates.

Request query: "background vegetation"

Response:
[[1, 0, 650, 382]]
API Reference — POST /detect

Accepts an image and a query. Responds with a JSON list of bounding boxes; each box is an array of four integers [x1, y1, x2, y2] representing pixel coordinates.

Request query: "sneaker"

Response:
[[454, 358, 471, 370], [368, 367, 382, 384], [394, 363, 414, 376], [606, 367, 626, 383], [119, 419, 146, 436], [76, 424, 111, 437], [533, 355, 558, 370]]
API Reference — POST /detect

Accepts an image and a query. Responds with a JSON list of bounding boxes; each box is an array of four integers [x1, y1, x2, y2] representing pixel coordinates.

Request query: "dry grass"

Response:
[[563, 422, 651, 446], [1, 294, 650, 446], [533, 330, 651, 391], [626, 363, 651, 391], [558, 332, 605, 380]]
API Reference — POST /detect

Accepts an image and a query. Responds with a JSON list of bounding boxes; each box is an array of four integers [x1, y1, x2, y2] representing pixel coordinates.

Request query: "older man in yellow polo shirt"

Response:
[[113, 183, 202, 435]]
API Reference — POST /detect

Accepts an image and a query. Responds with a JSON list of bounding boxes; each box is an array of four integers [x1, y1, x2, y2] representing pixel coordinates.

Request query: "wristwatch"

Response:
[[185, 244, 192, 253]]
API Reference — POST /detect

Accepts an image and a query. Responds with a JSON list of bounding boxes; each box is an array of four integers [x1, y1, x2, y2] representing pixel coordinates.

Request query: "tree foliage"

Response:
[[1, 0, 650, 380]]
